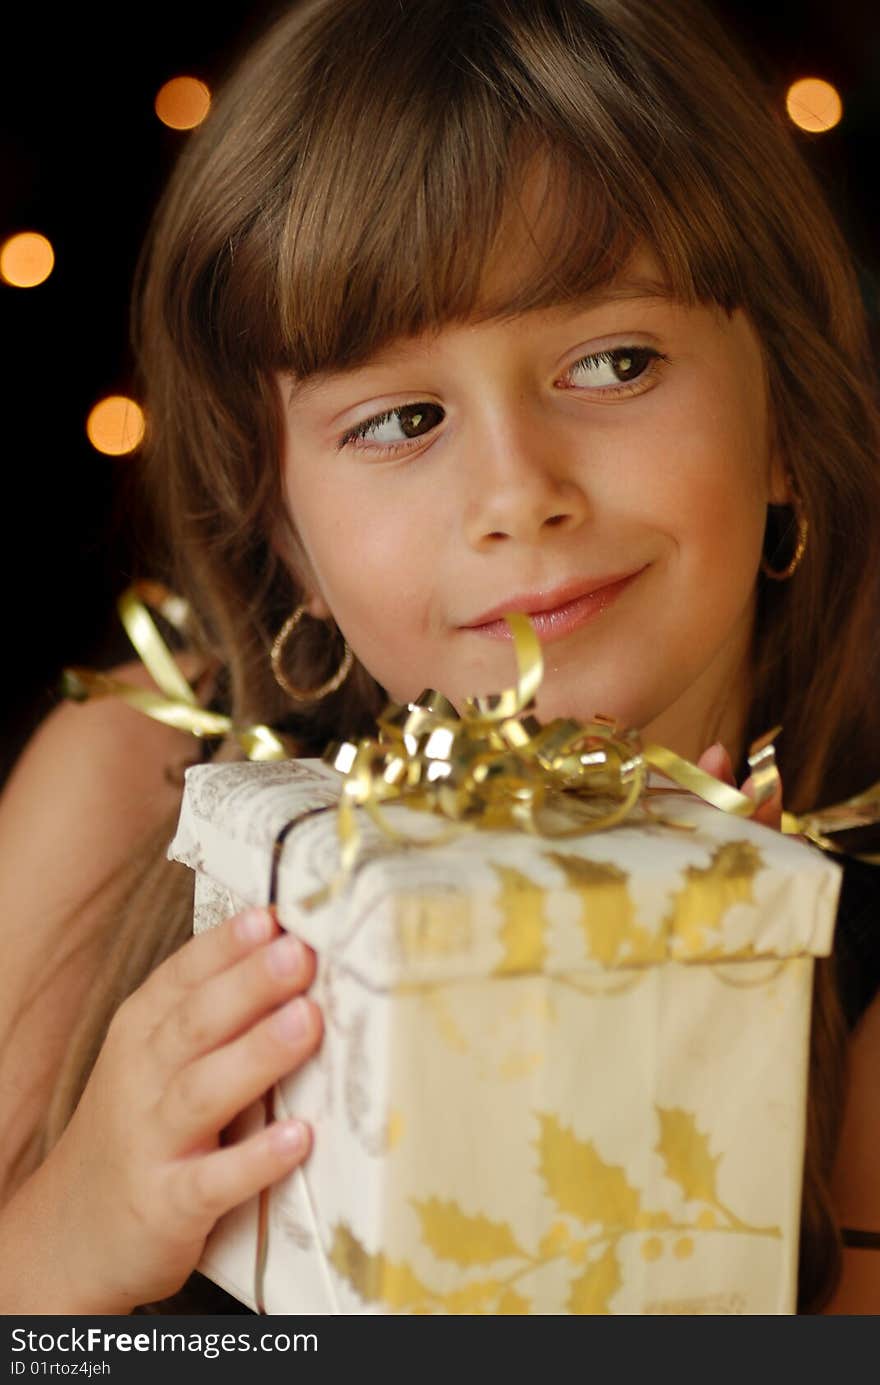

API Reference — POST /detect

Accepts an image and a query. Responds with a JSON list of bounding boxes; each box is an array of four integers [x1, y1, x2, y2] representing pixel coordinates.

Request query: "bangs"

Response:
[[278, 130, 648, 380], [255, 0, 750, 381]]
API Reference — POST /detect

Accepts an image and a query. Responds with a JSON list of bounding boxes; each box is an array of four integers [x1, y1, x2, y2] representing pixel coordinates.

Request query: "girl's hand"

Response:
[[48, 907, 322, 1312], [697, 740, 783, 831]]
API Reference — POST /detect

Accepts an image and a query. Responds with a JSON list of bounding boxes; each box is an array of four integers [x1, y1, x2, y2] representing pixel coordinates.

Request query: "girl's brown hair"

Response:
[[22, 0, 880, 1311]]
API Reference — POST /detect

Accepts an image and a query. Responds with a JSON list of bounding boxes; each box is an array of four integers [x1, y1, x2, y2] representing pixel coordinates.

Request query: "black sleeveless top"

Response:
[[132, 848, 879, 1316], [829, 851, 880, 1033]]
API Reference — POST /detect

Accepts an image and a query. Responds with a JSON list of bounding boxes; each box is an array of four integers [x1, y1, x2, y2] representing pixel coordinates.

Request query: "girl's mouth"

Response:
[[464, 567, 646, 643]]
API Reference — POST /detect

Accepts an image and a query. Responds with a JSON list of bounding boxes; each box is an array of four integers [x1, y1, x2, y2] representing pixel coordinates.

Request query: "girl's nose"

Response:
[[462, 438, 591, 550]]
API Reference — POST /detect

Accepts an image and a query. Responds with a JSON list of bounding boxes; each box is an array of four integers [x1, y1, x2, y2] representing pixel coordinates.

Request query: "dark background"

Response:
[[1, 0, 878, 785]]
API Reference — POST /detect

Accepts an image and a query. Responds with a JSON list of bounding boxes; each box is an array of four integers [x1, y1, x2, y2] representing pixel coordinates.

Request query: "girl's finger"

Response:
[[156, 930, 317, 1073], [174, 1117, 314, 1229], [697, 741, 736, 785], [741, 773, 783, 830], [160, 996, 323, 1152], [137, 908, 281, 1019]]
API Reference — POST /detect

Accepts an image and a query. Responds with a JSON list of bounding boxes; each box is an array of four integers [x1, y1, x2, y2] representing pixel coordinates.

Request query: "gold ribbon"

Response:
[[60, 581, 298, 761], [306, 612, 880, 906], [61, 587, 880, 875]]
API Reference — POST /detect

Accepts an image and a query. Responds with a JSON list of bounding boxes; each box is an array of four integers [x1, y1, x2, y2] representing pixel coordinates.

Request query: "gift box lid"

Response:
[[168, 758, 841, 988]]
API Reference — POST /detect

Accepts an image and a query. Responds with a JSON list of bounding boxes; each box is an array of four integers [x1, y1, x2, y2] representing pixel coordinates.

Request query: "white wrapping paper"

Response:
[[169, 757, 841, 1315]]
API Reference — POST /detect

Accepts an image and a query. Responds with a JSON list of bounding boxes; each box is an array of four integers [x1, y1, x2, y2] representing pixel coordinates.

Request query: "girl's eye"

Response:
[[563, 345, 667, 393], [336, 346, 666, 456], [337, 402, 444, 454]]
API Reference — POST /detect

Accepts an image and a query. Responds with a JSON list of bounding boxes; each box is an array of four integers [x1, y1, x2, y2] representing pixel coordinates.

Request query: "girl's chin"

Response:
[[530, 691, 622, 730]]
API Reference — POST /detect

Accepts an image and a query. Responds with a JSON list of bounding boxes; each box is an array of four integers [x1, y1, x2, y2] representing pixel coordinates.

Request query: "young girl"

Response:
[[1, 0, 878, 1315]]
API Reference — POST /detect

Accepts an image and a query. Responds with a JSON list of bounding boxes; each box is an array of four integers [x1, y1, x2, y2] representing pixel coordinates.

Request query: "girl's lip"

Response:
[[464, 567, 645, 643]]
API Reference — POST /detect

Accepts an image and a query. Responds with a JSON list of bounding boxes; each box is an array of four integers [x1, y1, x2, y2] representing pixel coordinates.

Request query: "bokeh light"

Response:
[[86, 396, 146, 456], [0, 232, 55, 287], [785, 77, 843, 133], [154, 76, 211, 130]]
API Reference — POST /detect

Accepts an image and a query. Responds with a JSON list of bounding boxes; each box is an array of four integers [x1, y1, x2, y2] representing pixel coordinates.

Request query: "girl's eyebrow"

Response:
[[285, 277, 676, 405]]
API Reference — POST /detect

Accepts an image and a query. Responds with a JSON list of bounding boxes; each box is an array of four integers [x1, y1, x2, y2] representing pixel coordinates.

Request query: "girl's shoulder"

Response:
[[0, 653, 207, 1193], [0, 652, 209, 883]]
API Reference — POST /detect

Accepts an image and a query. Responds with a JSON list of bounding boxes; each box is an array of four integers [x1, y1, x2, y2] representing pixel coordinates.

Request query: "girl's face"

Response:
[[277, 243, 789, 765]]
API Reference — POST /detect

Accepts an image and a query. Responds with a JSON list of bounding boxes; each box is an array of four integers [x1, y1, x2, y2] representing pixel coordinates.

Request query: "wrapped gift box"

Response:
[[168, 757, 841, 1315]]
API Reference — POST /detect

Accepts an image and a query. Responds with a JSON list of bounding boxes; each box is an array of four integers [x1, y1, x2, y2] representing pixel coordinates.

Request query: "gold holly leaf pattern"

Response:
[[567, 1243, 622, 1315], [441, 1278, 504, 1313], [662, 840, 762, 956], [536, 1112, 641, 1228], [328, 1223, 429, 1309], [327, 1106, 780, 1313], [544, 852, 662, 964], [654, 1106, 721, 1205], [412, 1197, 526, 1266], [497, 1287, 531, 1314], [538, 1220, 572, 1256], [491, 864, 549, 975]]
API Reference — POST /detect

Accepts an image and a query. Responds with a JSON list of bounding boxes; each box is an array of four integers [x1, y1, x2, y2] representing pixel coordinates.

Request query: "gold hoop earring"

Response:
[[760, 496, 809, 581], [270, 605, 354, 702]]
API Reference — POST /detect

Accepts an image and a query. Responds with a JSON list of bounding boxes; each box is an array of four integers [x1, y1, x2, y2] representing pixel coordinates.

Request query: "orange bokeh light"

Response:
[[154, 76, 211, 130], [1, 232, 55, 287], [86, 396, 146, 456], [785, 78, 843, 133]]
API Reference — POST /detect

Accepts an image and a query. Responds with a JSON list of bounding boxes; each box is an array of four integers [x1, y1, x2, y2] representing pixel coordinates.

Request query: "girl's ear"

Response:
[[301, 590, 334, 621], [768, 453, 796, 507]]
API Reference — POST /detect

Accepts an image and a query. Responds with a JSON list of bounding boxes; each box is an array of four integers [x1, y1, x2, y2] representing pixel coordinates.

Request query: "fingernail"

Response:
[[700, 742, 724, 773], [236, 908, 274, 943], [272, 1119, 309, 1153], [275, 997, 311, 1044], [266, 933, 305, 978]]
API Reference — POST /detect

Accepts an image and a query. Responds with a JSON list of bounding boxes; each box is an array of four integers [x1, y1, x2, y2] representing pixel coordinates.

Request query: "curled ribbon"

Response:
[[61, 587, 880, 880], [60, 580, 299, 761], [305, 611, 880, 907]]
